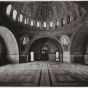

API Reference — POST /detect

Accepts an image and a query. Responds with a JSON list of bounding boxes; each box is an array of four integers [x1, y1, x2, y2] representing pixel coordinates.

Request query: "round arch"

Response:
[[26, 35, 64, 62], [0, 26, 19, 64], [69, 24, 88, 63], [40, 45, 49, 51]]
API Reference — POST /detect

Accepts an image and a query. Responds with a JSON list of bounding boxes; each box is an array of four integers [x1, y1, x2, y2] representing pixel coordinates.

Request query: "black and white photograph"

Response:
[[0, 1, 88, 87]]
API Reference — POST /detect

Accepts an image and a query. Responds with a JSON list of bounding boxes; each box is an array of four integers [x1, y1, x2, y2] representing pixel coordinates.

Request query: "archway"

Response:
[[40, 45, 49, 61], [0, 26, 19, 65], [70, 24, 88, 64], [26, 36, 63, 62]]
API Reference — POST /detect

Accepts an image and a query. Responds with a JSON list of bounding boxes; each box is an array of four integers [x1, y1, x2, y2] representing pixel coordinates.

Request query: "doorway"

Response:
[[40, 50, 49, 61], [40, 45, 49, 61]]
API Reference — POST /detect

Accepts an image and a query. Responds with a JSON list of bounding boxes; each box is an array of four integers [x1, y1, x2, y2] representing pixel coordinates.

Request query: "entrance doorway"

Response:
[[40, 50, 49, 61], [40, 45, 49, 61]]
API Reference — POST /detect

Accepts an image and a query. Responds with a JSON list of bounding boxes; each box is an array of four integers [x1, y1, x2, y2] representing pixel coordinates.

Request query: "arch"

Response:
[[56, 20, 59, 26], [13, 10, 17, 20], [0, 26, 19, 64], [30, 51, 34, 61], [6, 4, 12, 16], [24, 18, 27, 24], [44, 22, 46, 27], [31, 20, 34, 26], [37, 21, 40, 27], [56, 51, 60, 61], [40, 45, 49, 51], [50, 22, 53, 27], [26, 35, 64, 62], [20, 14, 23, 22], [69, 24, 88, 63]]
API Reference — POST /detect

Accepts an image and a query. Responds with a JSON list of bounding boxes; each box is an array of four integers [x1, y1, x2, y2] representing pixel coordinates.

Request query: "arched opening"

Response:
[[24, 18, 27, 24], [13, 10, 17, 20], [27, 37, 63, 62], [40, 45, 49, 61], [6, 4, 12, 16], [56, 20, 59, 27], [31, 20, 34, 26], [62, 18, 65, 25], [44, 22, 46, 28], [50, 22, 53, 27], [30, 51, 34, 61], [70, 24, 88, 64], [0, 26, 19, 65], [56, 51, 59, 61], [37, 22, 40, 27], [19, 14, 23, 22]]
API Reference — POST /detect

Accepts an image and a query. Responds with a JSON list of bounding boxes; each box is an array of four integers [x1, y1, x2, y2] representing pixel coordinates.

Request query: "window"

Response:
[[44, 22, 46, 27], [37, 22, 40, 27], [56, 20, 59, 26], [13, 10, 17, 20], [6, 4, 12, 16], [24, 18, 27, 24], [70, 15, 72, 22], [50, 22, 53, 27], [56, 51, 59, 61], [31, 20, 34, 26], [62, 18, 65, 25], [30, 51, 34, 61], [20, 14, 23, 22]]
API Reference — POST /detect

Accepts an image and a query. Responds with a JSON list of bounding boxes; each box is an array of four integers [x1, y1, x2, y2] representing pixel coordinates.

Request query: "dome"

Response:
[[5, 1, 87, 36], [12, 1, 85, 21]]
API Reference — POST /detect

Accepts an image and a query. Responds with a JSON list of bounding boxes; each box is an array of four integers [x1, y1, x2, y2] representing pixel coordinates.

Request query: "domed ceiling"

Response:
[[12, 1, 85, 21], [6, 1, 87, 36]]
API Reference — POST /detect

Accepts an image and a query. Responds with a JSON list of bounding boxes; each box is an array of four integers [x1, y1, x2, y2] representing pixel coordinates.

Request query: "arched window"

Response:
[[62, 18, 65, 25], [56, 51, 59, 61], [31, 20, 34, 26], [37, 22, 40, 27], [24, 18, 27, 24], [70, 15, 72, 22], [20, 14, 23, 22], [30, 51, 34, 61], [61, 18, 65, 26], [44, 22, 46, 27], [56, 20, 59, 26], [13, 10, 17, 20], [50, 22, 53, 27], [6, 4, 12, 16]]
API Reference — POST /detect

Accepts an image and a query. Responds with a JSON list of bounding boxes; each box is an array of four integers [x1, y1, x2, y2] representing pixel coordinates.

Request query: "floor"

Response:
[[0, 61, 88, 86]]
